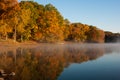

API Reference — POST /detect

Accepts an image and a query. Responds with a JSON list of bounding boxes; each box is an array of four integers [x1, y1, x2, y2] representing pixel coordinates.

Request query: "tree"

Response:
[[36, 4, 64, 42], [68, 23, 89, 42], [0, 19, 9, 40], [0, 0, 18, 11], [0, 0, 105, 43], [17, 9, 31, 42], [62, 19, 71, 40], [19, 1, 42, 41], [86, 26, 105, 43]]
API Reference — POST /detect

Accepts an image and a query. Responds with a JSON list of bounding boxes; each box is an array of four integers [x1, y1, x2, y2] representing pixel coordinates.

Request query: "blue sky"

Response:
[[33, 0, 120, 33]]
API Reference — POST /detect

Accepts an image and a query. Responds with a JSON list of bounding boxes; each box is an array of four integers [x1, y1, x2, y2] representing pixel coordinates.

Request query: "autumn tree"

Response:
[[19, 1, 42, 41], [0, 0, 105, 43], [0, 0, 19, 41], [68, 23, 89, 42], [86, 26, 105, 43], [36, 4, 64, 42], [0, 0, 18, 14], [0, 18, 12, 40], [62, 19, 71, 41], [105, 31, 120, 43], [5, 3, 21, 42], [16, 9, 31, 42]]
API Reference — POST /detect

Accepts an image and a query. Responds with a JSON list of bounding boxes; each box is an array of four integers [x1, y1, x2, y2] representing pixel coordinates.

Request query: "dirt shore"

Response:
[[0, 39, 39, 48]]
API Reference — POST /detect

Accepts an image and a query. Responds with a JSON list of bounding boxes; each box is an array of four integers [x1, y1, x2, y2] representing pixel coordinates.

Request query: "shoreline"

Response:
[[0, 39, 119, 47]]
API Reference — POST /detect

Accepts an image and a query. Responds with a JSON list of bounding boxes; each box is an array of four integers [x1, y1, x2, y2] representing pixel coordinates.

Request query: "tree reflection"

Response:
[[0, 44, 107, 80]]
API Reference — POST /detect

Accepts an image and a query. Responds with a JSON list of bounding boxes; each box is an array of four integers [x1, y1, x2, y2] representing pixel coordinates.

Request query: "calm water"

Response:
[[0, 43, 120, 80]]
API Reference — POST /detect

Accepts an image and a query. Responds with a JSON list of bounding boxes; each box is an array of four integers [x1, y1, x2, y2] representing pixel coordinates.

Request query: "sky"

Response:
[[33, 0, 120, 33]]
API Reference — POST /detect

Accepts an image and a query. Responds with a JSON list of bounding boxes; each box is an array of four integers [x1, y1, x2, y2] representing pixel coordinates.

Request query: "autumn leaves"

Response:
[[0, 1, 105, 43]]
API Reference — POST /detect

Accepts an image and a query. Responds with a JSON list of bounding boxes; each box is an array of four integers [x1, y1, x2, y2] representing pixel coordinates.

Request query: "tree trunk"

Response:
[[5, 33, 8, 41], [21, 35, 23, 42], [14, 25, 16, 42], [0, 34, 1, 40]]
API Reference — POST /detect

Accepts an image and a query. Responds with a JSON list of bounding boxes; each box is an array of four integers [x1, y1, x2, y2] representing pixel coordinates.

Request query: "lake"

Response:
[[0, 43, 120, 80]]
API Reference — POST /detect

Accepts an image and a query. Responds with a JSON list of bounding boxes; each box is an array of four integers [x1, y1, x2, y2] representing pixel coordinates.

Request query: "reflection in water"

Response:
[[0, 43, 120, 80]]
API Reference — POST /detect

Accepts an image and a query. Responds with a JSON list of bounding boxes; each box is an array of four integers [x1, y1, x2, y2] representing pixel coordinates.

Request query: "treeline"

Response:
[[105, 31, 120, 43], [0, 1, 105, 43]]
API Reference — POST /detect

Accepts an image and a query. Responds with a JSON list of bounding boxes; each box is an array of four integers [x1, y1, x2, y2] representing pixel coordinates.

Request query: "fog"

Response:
[[0, 43, 120, 80], [0, 43, 120, 53]]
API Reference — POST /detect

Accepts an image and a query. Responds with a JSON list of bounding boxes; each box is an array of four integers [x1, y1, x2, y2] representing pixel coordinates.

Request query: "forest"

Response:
[[0, 0, 119, 43]]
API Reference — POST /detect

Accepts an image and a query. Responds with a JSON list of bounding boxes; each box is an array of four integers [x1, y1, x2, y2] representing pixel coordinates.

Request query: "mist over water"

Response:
[[0, 43, 120, 80]]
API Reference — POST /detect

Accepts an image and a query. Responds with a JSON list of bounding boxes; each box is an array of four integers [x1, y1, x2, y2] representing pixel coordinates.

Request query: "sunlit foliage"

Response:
[[86, 26, 105, 43], [0, 1, 105, 43], [68, 23, 89, 42]]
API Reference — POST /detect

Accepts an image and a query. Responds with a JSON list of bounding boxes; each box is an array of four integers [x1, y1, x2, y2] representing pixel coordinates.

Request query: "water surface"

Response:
[[0, 43, 120, 80]]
